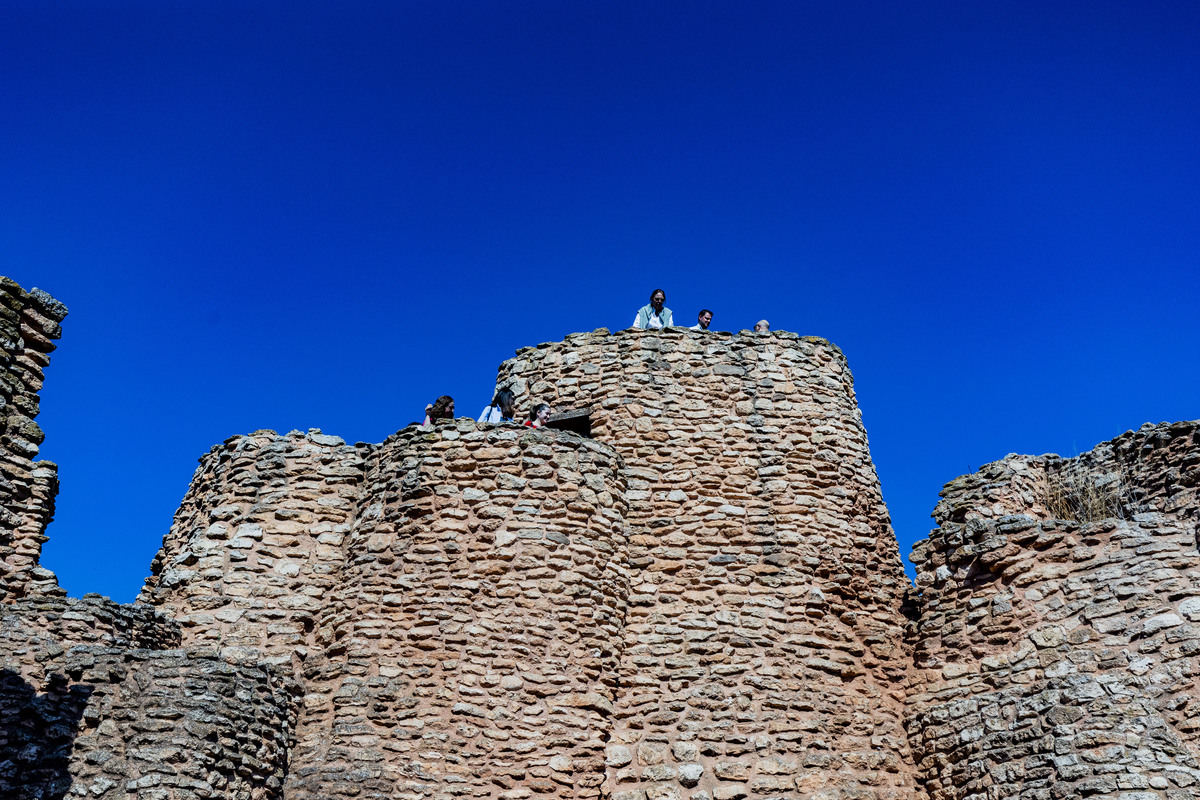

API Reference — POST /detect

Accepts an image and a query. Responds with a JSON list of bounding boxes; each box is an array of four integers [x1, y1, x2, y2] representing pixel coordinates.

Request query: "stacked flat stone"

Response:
[[139, 428, 372, 668], [908, 420, 1200, 800], [288, 422, 628, 799], [142, 421, 630, 798], [0, 277, 69, 600], [1, 641, 298, 800], [145, 327, 920, 799], [495, 328, 918, 800]]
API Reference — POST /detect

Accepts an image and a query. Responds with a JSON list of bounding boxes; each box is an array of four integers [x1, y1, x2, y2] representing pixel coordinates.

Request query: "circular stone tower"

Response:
[[497, 328, 919, 800]]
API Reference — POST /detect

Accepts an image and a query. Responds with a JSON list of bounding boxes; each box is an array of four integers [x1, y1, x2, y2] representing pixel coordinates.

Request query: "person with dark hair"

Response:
[[422, 395, 455, 426], [524, 403, 552, 428], [632, 289, 673, 330], [479, 389, 517, 424], [691, 309, 713, 331]]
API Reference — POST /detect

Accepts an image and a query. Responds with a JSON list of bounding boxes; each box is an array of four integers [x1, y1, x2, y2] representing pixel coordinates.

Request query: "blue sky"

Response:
[[4, 1, 1197, 603]]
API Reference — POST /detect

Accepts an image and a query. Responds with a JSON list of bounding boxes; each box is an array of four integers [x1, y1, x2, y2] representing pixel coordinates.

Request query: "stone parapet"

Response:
[[0, 277, 68, 601], [496, 329, 920, 800], [909, 420, 1200, 800]]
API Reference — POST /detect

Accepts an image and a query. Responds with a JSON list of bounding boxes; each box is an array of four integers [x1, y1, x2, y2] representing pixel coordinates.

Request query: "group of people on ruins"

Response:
[[422, 390, 553, 429], [473, 389, 552, 428], [631, 288, 768, 333], [420, 287, 771, 430]]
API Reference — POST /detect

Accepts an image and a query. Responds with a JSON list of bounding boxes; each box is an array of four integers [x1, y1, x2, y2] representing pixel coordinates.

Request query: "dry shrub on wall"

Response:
[[1044, 462, 1132, 522]]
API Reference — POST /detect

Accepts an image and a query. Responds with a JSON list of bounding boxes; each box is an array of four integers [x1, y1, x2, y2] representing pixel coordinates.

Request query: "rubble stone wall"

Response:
[[288, 421, 630, 800], [1, 646, 298, 800], [0, 278, 69, 601], [0, 594, 179, 684], [496, 329, 920, 800], [140, 429, 372, 667], [908, 420, 1200, 800]]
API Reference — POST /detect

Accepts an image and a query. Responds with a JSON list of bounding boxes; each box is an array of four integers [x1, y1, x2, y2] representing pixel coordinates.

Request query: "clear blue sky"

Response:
[[4, 1, 1197, 603]]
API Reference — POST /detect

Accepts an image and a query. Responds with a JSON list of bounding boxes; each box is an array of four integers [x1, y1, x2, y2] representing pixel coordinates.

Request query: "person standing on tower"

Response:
[[632, 289, 673, 330]]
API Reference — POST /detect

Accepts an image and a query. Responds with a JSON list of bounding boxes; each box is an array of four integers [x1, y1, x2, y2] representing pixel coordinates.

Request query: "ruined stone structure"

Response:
[[0, 276, 68, 600], [1, 276, 1197, 800], [908, 420, 1200, 800], [0, 280, 298, 800]]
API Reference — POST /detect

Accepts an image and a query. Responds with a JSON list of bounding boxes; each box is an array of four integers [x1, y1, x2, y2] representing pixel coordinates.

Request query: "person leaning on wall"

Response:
[[422, 395, 454, 426], [632, 289, 673, 329], [479, 389, 516, 424], [691, 309, 713, 331], [524, 403, 552, 428]]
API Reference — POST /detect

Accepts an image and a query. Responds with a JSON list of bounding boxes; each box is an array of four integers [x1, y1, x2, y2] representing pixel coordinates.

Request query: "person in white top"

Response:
[[690, 309, 713, 331], [478, 389, 517, 424], [632, 289, 673, 329]]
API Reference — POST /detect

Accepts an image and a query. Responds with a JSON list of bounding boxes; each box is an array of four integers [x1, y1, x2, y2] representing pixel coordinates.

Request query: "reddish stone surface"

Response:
[[909, 420, 1200, 800], [495, 329, 918, 800]]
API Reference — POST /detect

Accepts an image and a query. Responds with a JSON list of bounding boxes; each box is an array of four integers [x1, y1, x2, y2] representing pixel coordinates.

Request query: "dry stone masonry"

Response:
[[0, 277, 69, 600], [908, 420, 1200, 800], [0, 280, 298, 800], [495, 330, 918, 800], [139, 429, 373, 668], [288, 425, 628, 799], [1, 276, 1197, 800]]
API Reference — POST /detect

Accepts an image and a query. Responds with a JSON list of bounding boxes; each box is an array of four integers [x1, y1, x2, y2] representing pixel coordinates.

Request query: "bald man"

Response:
[[754, 319, 770, 332]]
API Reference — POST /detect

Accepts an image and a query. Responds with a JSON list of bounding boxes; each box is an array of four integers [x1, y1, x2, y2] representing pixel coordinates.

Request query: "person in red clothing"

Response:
[[524, 403, 552, 428]]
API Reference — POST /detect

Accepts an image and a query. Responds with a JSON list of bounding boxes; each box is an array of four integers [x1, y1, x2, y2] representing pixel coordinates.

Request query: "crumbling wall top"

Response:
[[0, 277, 68, 601]]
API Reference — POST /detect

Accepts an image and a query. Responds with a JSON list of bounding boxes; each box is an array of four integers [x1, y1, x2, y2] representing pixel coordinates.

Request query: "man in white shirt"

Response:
[[690, 309, 713, 331]]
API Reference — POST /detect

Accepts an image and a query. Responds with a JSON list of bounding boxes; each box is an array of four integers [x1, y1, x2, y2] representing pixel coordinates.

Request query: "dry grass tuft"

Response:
[[1044, 464, 1131, 522]]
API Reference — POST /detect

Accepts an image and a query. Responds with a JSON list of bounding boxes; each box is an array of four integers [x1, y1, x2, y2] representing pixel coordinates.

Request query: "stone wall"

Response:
[[0, 507, 298, 800], [140, 429, 372, 668], [1, 645, 298, 800], [0, 277, 68, 601], [0, 595, 179, 683], [908, 420, 1200, 800], [496, 329, 920, 800], [287, 421, 630, 800], [140, 416, 633, 798]]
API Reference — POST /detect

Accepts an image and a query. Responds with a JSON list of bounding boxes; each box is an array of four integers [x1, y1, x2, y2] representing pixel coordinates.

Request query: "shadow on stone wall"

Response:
[[0, 670, 92, 800]]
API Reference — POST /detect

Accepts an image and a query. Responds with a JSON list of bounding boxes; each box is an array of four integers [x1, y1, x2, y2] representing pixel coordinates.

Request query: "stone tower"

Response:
[[495, 329, 918, 800]]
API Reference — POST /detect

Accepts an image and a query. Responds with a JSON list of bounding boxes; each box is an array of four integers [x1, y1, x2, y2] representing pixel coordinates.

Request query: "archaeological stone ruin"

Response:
[[1, 275, 1197, 800]]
